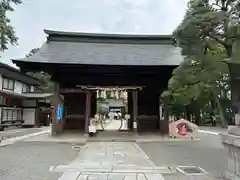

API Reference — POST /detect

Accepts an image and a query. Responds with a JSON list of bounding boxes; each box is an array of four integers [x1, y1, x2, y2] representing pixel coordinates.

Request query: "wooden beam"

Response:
[[60, 88, 88, 94], [76, 85, 144, 91], [133, 90, 138, 122]]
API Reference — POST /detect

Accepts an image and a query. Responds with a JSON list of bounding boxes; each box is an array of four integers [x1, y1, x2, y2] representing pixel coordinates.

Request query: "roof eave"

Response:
[[9, 59, 45, 86], [43, 29, 173, 40]]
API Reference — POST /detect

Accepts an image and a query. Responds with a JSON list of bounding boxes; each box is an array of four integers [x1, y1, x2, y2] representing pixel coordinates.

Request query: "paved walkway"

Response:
[[0, 126, 50, 146], [50, 142, 167, 180]]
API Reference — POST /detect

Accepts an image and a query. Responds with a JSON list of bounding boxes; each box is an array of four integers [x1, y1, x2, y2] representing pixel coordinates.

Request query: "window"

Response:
[[0, 96, 3, 105], [31, 86, 35, 92], [22, 84, 30, 93], [2, 108, 23, 122], [3, 78, 14, 90]]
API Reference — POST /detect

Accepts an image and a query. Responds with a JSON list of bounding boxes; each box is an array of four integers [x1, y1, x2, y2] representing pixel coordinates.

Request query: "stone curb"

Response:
[[23, 140, 87, 145], [21, 138, 200, 144], [198, 130, 219, 135], [136, 138, 200, 143]]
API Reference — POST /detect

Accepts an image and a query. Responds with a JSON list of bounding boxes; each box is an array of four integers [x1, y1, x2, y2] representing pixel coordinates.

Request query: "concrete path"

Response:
[[0, 126, 50, 146], [50, 142, 167, 180]]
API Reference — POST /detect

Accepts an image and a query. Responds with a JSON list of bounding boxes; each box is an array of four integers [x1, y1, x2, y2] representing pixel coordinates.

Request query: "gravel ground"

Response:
[[0, 142, 78, 180], [139, 133, 227, 179]]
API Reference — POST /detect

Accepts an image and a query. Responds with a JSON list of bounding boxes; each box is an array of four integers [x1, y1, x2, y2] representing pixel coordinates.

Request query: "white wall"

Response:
[[0, 107, 2, 123], [0, 75, 3, 122], [23, 109, 35, 125], [14, 81, 22, 93], [30, 86, 35, 92], [0, 76, 37, 94], [0, 74, 2, 90], [22, 100, 37, 125]]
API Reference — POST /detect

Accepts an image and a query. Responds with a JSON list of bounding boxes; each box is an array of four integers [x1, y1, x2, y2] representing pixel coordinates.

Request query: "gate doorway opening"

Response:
[[85, 86, 141, 132]]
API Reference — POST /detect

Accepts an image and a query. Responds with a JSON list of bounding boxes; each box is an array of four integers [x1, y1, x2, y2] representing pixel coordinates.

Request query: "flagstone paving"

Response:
[[50, 142, 166, 179], [50, 142, 214, 180]]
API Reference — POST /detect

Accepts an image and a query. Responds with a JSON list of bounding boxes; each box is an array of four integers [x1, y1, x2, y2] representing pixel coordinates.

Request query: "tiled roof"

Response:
[[0, 90, 53, 99], [0, 62, 43, 85], [12, 30, 184, 66]]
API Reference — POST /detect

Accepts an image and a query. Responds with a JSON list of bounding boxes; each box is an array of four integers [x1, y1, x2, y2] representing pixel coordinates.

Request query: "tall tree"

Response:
[[163, 0, 240, 127], [0, 0, 22, 51], [175, 0, 240, 58]]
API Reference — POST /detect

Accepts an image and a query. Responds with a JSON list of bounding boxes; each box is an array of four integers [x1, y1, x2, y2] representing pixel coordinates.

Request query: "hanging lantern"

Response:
[[110, 91, 114, 98], [124, 91, 128, 99], [100, 90, 104, 98], [104, 91, 107, 99], [115, 91, 119, 99], [120, 91, 124, 98], [96, 90, 100, 98]]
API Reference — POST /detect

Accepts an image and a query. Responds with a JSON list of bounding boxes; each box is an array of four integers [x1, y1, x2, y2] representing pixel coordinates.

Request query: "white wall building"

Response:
[[0, 62, 52, 128]]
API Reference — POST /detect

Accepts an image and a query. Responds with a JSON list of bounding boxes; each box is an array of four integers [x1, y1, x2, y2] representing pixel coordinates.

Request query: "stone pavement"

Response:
[[50, 142, 213, 180], [0, 141, 78, 180], [50, 142, 165, 179], [0, 126, 50, 146], [0, 126, 49, 141]]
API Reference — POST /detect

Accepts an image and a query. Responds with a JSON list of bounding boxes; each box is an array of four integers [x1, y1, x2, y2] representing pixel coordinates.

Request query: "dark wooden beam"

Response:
[[60, 88, 88, 94]]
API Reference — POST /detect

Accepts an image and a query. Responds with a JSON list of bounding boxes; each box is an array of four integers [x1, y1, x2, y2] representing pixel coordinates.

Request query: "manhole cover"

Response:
[[176, 166, 207, 175]]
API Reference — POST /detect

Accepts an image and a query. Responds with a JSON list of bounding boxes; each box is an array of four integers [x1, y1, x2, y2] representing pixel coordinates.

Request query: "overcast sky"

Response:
[[1, 0, 188, 66]]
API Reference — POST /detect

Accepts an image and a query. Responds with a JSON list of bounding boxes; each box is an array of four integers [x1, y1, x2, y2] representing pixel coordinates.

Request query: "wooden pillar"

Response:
[[127, 91, 133, 131], [160, 96, 169, 135], [51, 83, 59, 136], [35, 100, 40, 128], [91, 91, 97, 117], [133, 90, 138, 130], [84, 92, 91, 134]]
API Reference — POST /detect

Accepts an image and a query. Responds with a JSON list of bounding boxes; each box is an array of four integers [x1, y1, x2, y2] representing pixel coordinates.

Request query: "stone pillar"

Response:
[[84, 92, 91, 134], [221, 127, 240, 179]]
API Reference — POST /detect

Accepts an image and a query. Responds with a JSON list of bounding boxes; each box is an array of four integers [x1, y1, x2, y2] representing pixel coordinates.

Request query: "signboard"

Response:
[[57, 104, 63, 121]]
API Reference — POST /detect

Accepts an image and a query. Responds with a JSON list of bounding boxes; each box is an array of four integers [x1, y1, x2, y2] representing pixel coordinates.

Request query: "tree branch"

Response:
[[205, 33, 228, 47]]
